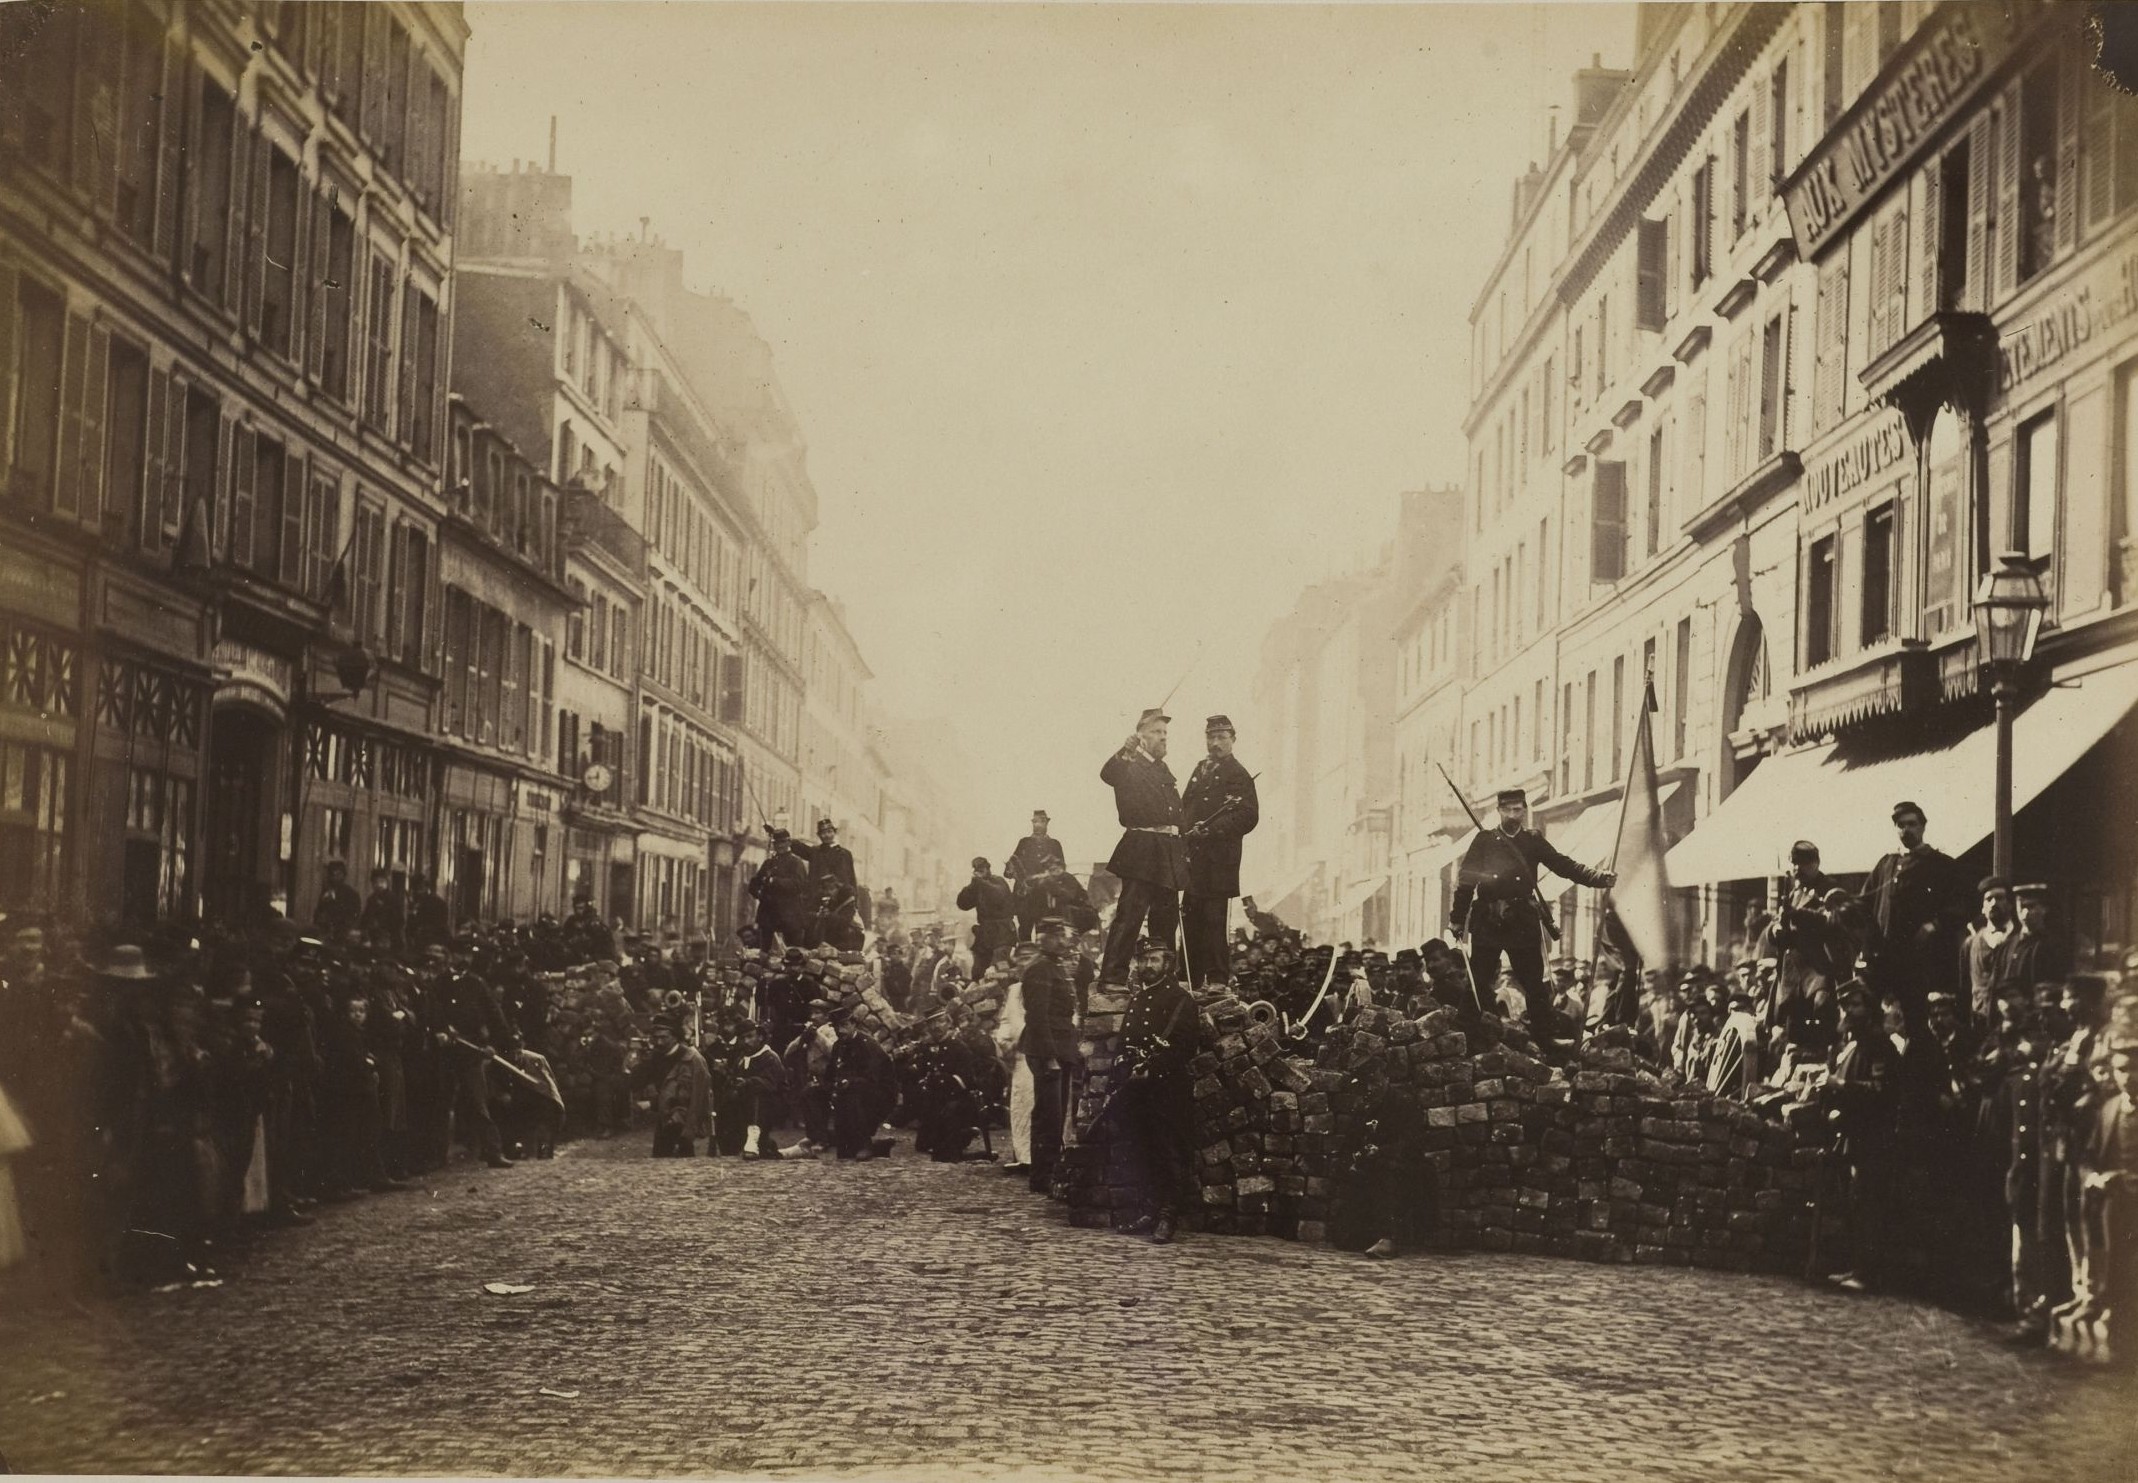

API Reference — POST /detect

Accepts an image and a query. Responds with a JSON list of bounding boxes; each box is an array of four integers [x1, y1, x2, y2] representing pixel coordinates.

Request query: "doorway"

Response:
[[203, 705, 281, 925]]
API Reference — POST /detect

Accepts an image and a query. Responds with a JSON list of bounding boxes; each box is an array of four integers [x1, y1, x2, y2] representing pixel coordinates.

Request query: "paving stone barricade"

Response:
[[1053, 996, 1828, 1272]]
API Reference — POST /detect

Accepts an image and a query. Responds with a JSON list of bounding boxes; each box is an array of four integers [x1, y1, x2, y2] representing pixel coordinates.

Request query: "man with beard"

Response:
[[1098, 709, 1187, 987], [1861, 801, 1974, 1033], [1006, 811, 1068, 941], [1113, 938, 1200, 1243], [1180, 715, 1259, 988]]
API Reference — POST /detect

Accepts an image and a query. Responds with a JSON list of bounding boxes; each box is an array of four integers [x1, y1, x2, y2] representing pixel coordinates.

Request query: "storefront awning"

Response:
[[1668, 660, 2138, 881]]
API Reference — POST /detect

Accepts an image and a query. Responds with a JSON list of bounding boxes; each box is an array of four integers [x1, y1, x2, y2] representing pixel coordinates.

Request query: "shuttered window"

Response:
[[1591, 460, 1628, 584], [1813, 256, 1849, 433]]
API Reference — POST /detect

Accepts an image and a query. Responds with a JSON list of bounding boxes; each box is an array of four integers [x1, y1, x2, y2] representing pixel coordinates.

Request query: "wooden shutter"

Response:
[[53, 310, 89, 521], [397, 283, 417, 445], [154, 36, 187, 266], [1635, 218, 1667, 331], [224, 122, 250, 311], [70, 8, 109, 204], [306, 189, 329, 382], [142, 365, 169, 552], [244, 129, 269, 337], [2055, 43, 2080, 260], [229, 422, 255, 569], [1591, 462, 1627, 583], [1994, 91, 2021, 301], [279, 448, 306, 584], [1749, 71, 1772, 217], [384, 519, 405, 656], [1815, 256, 1848, 432], [361, 5, 385, 142], [0, 260, 16, 474], [160, 372, 186, 537], [2082, 54, 2117, 233], [1915, 157, 1940, 329], [1967, 113, 1992, 312]]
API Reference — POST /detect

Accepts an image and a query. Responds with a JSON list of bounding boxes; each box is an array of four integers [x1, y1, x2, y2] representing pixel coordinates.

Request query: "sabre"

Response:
[[1431, 762, 1492, 1018], [1155, 642, 1204, 716], [1288, 941, 1343, 1039]]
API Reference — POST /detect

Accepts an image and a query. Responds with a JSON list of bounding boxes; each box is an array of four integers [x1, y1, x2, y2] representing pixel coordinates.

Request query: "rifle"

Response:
[[1434, 761, 1561, 944]]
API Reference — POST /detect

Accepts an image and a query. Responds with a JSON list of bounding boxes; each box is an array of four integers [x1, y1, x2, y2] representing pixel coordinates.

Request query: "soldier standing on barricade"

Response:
[[1097, 709, 1187, 988], [1005, 811, 1068, 942], [1112, 937, 1200, 1244], [1760, 841, 1841, 1019], [1450, 787, 1613, 1029], [1020, 916, 1084, 1194], [1181, 715, 1259, 988], [1821, 979, 1901, 1294]]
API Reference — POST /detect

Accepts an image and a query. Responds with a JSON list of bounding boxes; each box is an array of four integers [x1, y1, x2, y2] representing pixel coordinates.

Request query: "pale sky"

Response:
[[460, 1, 1635, 865]]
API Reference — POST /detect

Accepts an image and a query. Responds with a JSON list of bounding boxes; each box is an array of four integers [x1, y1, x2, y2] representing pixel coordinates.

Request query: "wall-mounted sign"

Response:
[[211, 639, 294, 709], [1805, 412, 1912, 514], [1997, 248, 2138, 393], [1782, 3, 2028, 260]]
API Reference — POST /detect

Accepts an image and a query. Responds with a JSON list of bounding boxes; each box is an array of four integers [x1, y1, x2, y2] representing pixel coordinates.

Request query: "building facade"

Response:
[[803, 591, 887, 887], [0, 0, 467, 931]]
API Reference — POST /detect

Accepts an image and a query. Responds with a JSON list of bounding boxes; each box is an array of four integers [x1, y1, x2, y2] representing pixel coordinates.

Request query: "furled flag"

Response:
[[1605, 675, 1674, 969]]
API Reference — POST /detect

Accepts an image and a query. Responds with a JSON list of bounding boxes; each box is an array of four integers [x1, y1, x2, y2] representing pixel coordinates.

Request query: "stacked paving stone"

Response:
[[1051, 997, 1820, 1273]]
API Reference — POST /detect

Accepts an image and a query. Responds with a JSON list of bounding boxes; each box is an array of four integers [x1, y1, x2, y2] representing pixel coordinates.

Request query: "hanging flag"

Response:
[[1605, 675, 1674, 969]]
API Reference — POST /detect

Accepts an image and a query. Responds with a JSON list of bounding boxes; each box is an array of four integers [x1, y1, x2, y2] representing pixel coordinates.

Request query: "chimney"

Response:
[[548, 115, 558, 173]]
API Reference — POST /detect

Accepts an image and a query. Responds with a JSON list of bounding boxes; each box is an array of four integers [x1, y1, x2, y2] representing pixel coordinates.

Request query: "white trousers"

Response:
[[1008, 1053, 1034, 1166]]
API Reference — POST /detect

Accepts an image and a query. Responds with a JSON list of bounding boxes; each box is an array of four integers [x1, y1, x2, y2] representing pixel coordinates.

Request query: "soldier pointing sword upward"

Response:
[[1098, 708, 1187, 988]]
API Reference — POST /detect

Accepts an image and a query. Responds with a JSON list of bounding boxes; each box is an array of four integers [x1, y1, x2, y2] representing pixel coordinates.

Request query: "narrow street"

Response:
[[1, 1139, 2130, 1482]]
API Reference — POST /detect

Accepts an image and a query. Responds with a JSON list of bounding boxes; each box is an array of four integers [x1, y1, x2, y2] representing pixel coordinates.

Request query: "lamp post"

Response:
[[1972, 550, 2049, 881]]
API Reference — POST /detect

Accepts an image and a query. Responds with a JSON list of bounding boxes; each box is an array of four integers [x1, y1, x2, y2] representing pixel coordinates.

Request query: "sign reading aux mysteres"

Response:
[[1782, 3, 2032, 261]]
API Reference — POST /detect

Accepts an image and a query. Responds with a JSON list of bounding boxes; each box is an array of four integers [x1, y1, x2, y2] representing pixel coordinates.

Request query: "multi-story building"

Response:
[[435, 393, 572, 923], [1389, 562, 1471, 945], [1452, 1, 2138, 968], [0, 0, 466, 929], [803, 592, 887, 887], [452, 165, 642, 921], [1248, 488, 1463, 944]]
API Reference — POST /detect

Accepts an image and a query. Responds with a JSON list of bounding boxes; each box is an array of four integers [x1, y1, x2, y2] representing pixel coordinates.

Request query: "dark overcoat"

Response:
[[1181, 753, 1259, 899]]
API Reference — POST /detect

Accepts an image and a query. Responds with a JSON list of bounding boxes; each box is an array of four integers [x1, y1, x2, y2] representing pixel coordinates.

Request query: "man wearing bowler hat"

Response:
[[1450, 787, 1613, 1024], [1097, 707, 1187, 987], [1181, 714, 1259, 986]]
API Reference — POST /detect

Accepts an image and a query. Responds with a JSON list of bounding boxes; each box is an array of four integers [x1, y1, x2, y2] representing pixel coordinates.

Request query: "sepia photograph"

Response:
[[1, 0, 2137, 1477]]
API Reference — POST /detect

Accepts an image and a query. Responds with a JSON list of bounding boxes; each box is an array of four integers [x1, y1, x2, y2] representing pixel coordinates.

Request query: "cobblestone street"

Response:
[[0, 1137, 2131, 1481]]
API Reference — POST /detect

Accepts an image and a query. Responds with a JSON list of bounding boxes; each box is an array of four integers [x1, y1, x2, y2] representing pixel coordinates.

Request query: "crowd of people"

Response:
[[1, 705, 2133, 1369]]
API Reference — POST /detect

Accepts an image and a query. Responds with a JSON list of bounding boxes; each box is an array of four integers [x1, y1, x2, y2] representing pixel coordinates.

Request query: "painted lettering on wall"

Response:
[[1997, 251, 2138, 392], [1806, 413, 1911, 513]]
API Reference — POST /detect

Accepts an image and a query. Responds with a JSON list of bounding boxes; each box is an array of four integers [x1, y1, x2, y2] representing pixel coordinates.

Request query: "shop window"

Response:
[[1806, 535, 1839, 666], [1862, 504, 1896, 645], [319, 804, 353, 862], [0, 741, 68, 911]]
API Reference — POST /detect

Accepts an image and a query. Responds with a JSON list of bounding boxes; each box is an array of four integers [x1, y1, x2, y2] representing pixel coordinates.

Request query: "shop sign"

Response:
[[1925, 448, 1966, 619], [211, 639, 293, 708], [1783, 3, 2026, 259], [1997, 249, 2138, 393], [1805, 412, 1911, 514]]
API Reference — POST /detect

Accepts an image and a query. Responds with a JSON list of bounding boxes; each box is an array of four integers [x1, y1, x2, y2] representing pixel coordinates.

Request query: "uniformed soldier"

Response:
[[1449, 788, 1614, 1021], [1005, 811, 1068, 941], [790, 819, 860, 902], [746, 831, 813, 949], [1097, 708, 1187, 987], [1113, 937, 1200, 1244], [1861, 800, 1975, 1032], [1180, 715, 1259, 988]]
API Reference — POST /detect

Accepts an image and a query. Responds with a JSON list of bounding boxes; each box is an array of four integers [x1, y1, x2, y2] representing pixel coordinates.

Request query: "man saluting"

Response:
[[1451, 787, 1613, 1023], [1098, 708, 1186, 987]]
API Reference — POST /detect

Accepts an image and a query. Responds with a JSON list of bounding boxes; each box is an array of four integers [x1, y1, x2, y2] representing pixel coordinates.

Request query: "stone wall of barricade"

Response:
[[1054, 996, 1829, 1270]]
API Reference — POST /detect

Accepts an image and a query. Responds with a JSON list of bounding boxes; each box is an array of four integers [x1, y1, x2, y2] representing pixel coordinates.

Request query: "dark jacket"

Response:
[[1181, 753, 1259, 899], [792, 839, 859, 897], [1451, 826, 1609, 926], [1862, 845, 1972, 993], [1019, 951, 1082, 1064], [408, 891, 451, 951], [360, 887, 405, 952], [1121, 974, 1199, 1080], [1006, 835, 1067, 890], [956, 873, 1017, 924], [313, 882, 361, 939], [748, 852, 813, 936], [1101, 746, 1186, 891]]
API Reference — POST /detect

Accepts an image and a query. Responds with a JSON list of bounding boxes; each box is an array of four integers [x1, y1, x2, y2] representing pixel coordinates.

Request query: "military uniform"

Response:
[[956, 864, 1019, 975], [1861, 805, 1974, 1028], [1114, 950, 1200, 1231], [1180, 718, 1259, 987], [1005, 822, 1068, 940], [747, 842, 813, 949], [1451, 804, 1608, 1011], [1098, 713, 1186, 985]]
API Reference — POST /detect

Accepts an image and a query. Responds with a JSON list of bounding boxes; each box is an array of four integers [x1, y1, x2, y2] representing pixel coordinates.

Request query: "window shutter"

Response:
[[1636, 218, 1666, 331], [1591, 462, 1627, 583], [229, 422, 256, 569], [397, 283, 416, 445], [224, 122, 250, 311], [1749, 72, 1772, 218], [1915, 157, 1939, 329], [2055, 43, 2080, 260], [306, 189, 329, 382], [153, 37, 187, 266], [53, 310, 88, 521], [1967, 113, 1992, 311], [0, 260, 17, 474], [69, 9, 106, 202], [361, 5, 385, 142], [161, 372, 186, 537], [244, 129, 269, 337], [1994, 92, 2021, 301], [385, 519, 405, 657], [1815, 256, 1848, 432], [280, 448, 306, 584], [143, 365, 169, 553], [2082, 58, 2116, 232]]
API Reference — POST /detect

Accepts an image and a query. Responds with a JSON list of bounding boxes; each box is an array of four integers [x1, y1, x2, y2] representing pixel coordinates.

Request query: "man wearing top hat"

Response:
[[1450, 787, 1613, 1021], [1006, 811, 1068, 941], [1861, 800, 1974, 1030], [1181, 715, 1259, 987], [1098, 708, 1187, 987]]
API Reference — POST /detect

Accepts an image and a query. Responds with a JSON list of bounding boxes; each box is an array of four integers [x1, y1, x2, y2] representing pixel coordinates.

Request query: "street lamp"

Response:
[[1972, 550, 2049, 880]]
